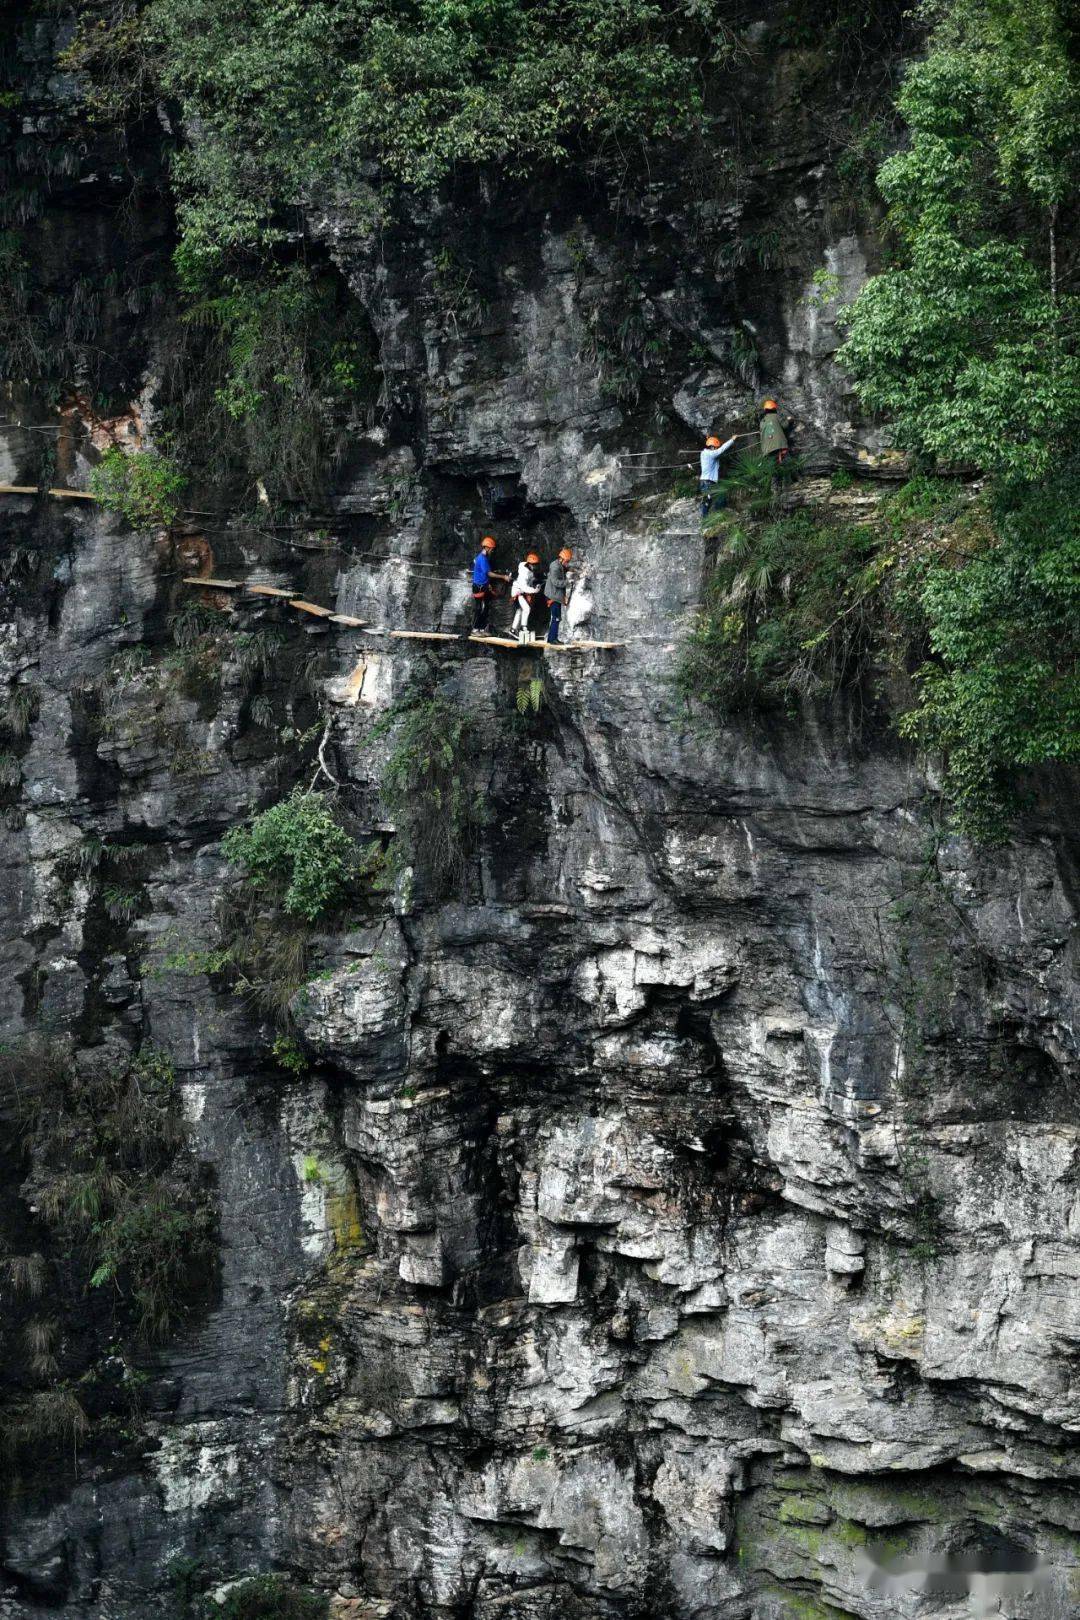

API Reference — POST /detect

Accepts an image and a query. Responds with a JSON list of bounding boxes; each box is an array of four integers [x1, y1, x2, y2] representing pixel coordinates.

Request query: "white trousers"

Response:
[[511, 595, 534, 632]]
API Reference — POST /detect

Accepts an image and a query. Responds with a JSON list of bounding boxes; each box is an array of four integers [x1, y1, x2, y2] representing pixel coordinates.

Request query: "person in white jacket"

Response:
[[511, 551, 542, 639]]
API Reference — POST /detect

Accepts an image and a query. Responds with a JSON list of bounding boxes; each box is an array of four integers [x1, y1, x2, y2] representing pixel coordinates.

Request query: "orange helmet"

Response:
[[559, 546, 574, 561], [762, 399, 777, 411], [526, 551, 540, 564], [705, 435, 721, 448], [481, 535, 496, 550]]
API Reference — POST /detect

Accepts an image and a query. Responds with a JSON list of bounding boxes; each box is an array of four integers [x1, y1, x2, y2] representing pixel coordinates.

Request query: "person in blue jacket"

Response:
[[471, 535, 509, 632]]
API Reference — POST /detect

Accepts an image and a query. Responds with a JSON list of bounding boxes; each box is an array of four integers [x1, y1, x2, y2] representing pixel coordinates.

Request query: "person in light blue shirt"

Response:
[[697, 432, 736, 519]]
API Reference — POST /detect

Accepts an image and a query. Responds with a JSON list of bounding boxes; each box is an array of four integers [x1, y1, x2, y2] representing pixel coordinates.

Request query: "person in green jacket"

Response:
[[759, 399, 791, 466]]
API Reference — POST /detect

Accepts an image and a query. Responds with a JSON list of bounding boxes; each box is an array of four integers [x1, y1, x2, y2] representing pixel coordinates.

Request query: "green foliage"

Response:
[[428, 246, 488, 333], [102, 883, 141, 924], [12, 1044, 214, 1343], [222, 790, 360, 923], [272, 1034, 310, 1077], [59, 3, 160, 127], [2, 684, 37, 741], [803, 267, 842, 310], [683, 466, 1080, 836], [833, 110, 893, 211], [516, 677, 544, 715], [167, 264, 380, 499], [210, 1575, 328, 1620], [145, 0, 724, 267], [0, 1388, 89, 1460], [839, 0, 1080, 478], [899, 473, 1080, 838], [379, 692, 487, 897], [725, 326, 760, 386], [581, 293, 670, 406], [709, 450, 784, 522], [0, 235, 118, 403], [90, 447, 188, 528], [679, 513, 890, 713]]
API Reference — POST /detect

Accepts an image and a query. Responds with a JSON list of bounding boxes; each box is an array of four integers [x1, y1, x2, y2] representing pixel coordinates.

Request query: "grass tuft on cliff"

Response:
[[378, 690, 488, 900], [10, 1043, 216, 1344]]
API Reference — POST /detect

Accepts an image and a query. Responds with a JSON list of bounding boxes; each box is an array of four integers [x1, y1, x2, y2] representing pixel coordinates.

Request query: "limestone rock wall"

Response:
[[1, 6, 1079, 1618]]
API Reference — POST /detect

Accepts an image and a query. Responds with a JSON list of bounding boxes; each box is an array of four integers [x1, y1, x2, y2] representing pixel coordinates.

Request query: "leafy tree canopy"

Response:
[[141, 0, 721, 270], [839, 0, 1080, 478], [900, 471, 1080, 838]]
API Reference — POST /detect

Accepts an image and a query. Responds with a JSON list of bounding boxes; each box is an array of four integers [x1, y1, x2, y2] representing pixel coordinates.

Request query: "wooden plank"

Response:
[[389, 629, 459, 641], [0, 484, 97, 501], [546, 639, 626, 652], [468, 633, 537, 650], [328, 613, 368, 627], [183, 576, 243, 589], [247, 584, 294, 598], [289, 598, 334, 617]]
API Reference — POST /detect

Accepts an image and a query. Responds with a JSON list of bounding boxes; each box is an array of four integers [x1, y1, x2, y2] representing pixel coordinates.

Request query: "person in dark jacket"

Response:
[[759, 399, 793, 467], [544, 546, 575, 644], [471, 535, 508, 632]]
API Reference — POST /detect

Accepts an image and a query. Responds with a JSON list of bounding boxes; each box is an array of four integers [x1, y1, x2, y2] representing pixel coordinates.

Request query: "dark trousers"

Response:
[[546, 600, 562, 643], [700, 479, 724, 519], [473, 589, 491, 631]]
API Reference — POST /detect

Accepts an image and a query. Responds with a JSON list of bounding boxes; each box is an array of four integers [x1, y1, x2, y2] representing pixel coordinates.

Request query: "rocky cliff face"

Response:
[[2, 7, 1080, 1620]]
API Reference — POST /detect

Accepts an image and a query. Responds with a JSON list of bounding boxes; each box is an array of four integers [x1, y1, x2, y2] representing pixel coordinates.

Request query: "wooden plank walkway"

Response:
[[182, 574, 623, 652], [1, 483, 98, 501]]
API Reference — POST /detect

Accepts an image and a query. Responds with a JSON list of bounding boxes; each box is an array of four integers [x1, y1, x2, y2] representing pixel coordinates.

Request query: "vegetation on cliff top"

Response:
[[145, 0, 725, 268]]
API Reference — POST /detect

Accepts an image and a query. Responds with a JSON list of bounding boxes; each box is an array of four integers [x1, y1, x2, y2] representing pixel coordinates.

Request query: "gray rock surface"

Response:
[[1, 8, 1079, 1620]]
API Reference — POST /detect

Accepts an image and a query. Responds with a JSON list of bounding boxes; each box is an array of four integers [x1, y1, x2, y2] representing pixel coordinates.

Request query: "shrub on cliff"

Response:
[[89, 446, 188, 528], [222, 789, 363, 924], [898, 472, 1080, 840], [833, 0, 1080, 834], [165, 263, 381, 500], [3, 1040, 215, 1364], [124, 0, 727, 267], [678, 512, 890, 714]]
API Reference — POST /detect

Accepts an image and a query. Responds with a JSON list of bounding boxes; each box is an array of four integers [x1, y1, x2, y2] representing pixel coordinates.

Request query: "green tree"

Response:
[[839, 0, 1080, 478], [142, 0, 722, 268], [899, 473, 1080, 838]]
